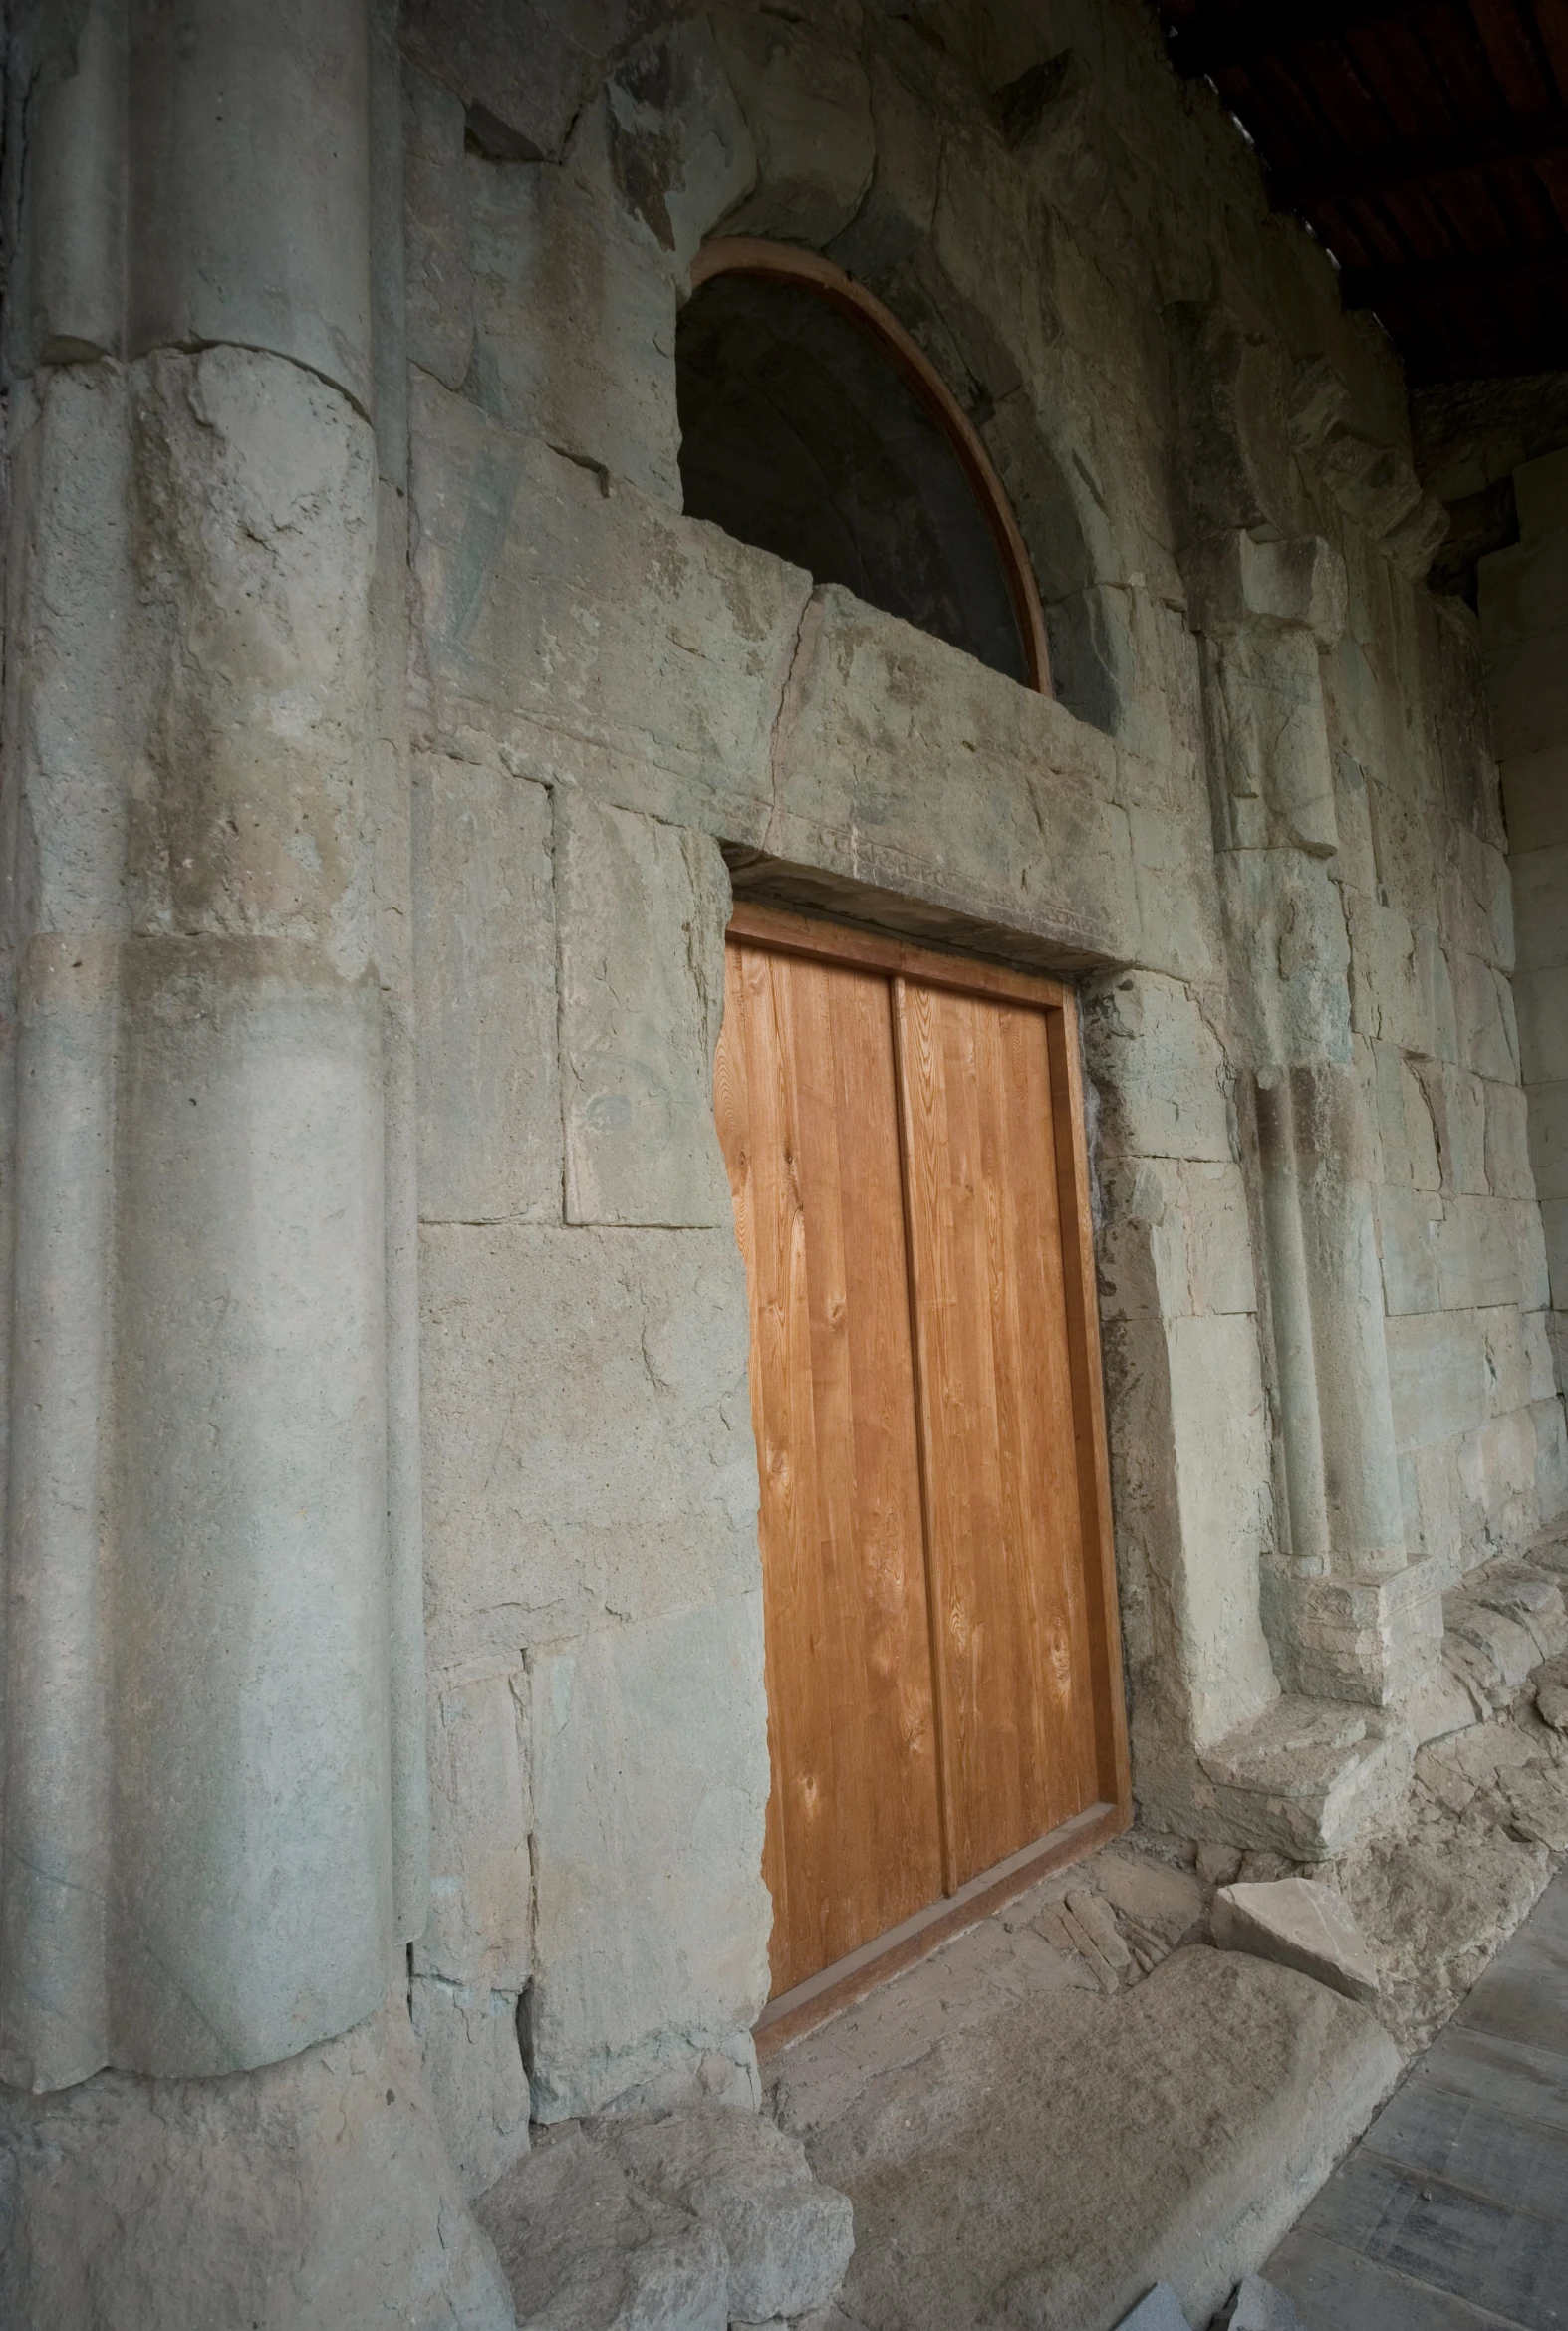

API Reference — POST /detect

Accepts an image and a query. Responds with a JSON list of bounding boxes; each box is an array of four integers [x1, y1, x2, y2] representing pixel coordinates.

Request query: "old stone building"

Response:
[[1, 0, 1566, 2325]]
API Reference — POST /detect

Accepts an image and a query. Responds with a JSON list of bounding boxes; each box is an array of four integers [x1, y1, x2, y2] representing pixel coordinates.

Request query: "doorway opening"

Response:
[[714, 906, 1130, 2043]]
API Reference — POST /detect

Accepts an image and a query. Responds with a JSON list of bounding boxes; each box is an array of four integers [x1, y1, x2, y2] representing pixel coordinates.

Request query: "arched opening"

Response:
[[678, 240, 1050, 692]]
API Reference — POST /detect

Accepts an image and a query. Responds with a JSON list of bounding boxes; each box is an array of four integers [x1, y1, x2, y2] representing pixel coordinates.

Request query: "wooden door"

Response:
[[714, 906, 1128, 2002]]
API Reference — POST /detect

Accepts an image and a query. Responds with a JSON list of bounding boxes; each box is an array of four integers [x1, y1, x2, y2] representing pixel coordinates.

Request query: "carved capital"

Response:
[[1183, 528, 1346, 648]]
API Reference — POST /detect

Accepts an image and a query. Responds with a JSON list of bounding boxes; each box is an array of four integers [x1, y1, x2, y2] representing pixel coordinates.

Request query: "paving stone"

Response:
[[1267, 2227, 1516, 2330], [1115, 2283, 1190, 2331], [1212, 1878, 1381, 2005]]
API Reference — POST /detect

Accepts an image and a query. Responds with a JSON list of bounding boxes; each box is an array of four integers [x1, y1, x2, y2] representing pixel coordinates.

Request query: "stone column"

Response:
[[0, 9, 502, 2324], [1479, 452, 1568, 1476], [1186, 527, 1437, 1704]]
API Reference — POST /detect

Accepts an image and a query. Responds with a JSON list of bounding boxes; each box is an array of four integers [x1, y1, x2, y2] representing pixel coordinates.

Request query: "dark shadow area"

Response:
[[677, 270, 1030, 684]]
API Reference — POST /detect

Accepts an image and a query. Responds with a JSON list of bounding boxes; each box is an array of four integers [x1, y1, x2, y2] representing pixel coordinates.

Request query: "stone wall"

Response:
[[3, 0, 1565, 2293], [393, 0, 1567, 2168]]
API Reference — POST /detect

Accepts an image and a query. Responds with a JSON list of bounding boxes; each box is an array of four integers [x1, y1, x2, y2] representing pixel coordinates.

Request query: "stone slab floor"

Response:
[[1263, 1867, 1568, 2331]]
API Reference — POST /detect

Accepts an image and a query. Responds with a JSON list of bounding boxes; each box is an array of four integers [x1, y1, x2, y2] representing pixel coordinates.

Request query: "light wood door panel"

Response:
[[893, 977, 1101, 1888], [714, 941, 943, 1996]]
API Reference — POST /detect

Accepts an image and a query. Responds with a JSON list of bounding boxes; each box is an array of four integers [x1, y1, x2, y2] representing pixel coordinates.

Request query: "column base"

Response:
[[0, 1992, 515, 2331], [1261, 1557, 1444, 1705]]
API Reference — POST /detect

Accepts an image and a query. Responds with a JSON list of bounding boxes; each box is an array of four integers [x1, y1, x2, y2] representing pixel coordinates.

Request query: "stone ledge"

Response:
[[1142, 1698, 1414, 1861]]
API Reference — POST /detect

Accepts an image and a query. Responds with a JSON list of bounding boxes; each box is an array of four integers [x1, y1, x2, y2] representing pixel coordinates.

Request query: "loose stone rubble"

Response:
[[1211, 1880, 1381, 2006]]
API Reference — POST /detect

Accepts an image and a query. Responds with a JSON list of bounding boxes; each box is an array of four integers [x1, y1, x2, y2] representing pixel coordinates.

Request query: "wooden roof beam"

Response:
[[1340, 250, 1568, 307], [1273, 112, 1568, 208], [1166, 0, 1436, 80]]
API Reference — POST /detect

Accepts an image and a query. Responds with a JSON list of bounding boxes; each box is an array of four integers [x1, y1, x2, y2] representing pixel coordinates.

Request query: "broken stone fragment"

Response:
[[1032, 1900, 1120, 1992], [1194, 1841, 1243, 1887], [1539, 1680, 1568, 1733], [1066, 1888, 1133, 1970], [1211, 1876, 1380, 2004], [604, 2104, 855, 2326], [1225, 2273, 1308, 2331]]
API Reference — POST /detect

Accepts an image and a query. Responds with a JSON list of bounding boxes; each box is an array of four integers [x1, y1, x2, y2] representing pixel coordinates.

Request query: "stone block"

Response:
[[1527, 1079, 1568, 1200], [476, 2125, 730, 2331], [1127, 798, 1221, 987], [1513, 442, 1568, 536], [1524, 1309, 1558, 1403], [1450, 947, 1519, 1083], [1273, 1563, 1443, 1707], [1484, 1077, 1537, 1199], [1477, 510, 1568, 639], [1182, 1161, 1258, 1314], [1190, 1697, 1411, 1858], [1415, 924, 1458, 1065], [555, 794, 732, 1228], [467, 155, 681, 504], [1536, 1396, 1568, 1524], [1096, 1157, 1191, 1324], [767, 587, 1138, 970], [1442, 1590, 1538, 1693], [1367, 776, 1440, 936], [585, 17, 758, 273], [1165, 1312, 1279, 1748], [1226, 2275, 1308, 2331], [1331, 751, 1377, 896], [1415, 1060, 1487, 1196], [411, 1976, 531, 2200], [1434, 1195, 1521, 1312], [712, 10, 874, 246], [1516, 964, 1568, 1085], [1483, 1306, 1536, 1417], [1438, 821, 1514, 971], [419, 1224, 757, 1659], [408, 375, 812, 836], [1515, 1195, 1553, 1310], [1224, 851, 1354, 1069], [1082, 974, 1234, 1164], [528, 1598, 772, 2120], [1511, 840, 1568, 971], [401, 64, 472, 393], [412, 756, 560, 1225], [1211, 1877, 1379, 2004], [608, 2104, 856, 2322], [414, 1666, 531, 1991], [1500, 748, 1568, 852], [1386, 1311, 1490, 1450], [399, 0, 622, 162], [1484, 622, 1568, 761], [1456, 1410, 1538, 1555], [1376, 1185, 1440, 1316], [1399, 1442, 1463, 1580]]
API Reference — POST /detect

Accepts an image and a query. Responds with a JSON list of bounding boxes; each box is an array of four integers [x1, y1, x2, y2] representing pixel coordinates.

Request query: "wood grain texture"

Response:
[[893, 978, 1101, 1888], [715, 940, 943, 1996], [726, 902, 1069, 1010]]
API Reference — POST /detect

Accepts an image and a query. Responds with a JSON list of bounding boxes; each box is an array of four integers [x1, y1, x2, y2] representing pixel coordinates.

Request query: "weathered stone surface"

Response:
[[402, 63, 473, 392], [606, 2105, 855, 2323], [1083, 973, 1235, 1164], [408, 375, 812, 836], [1212, 1878, 1380, 2005], [1116, 2285, 1190, 2331], [555, 795, 732, 1228], [467, 154, 681, 504], [711, 11, 874, 246], [0, 1998, 515, 2331], [528, 1600, 772, 2121], [416, 1667, 532, 1993], [1226, 2274, 1307, 2331], [412, 1975, 532, 2201], [419, 1224, 757, 1658], [802, 1946, 1398, 2331], [413, 757, 560, 1224], [476, 2125, 729, 2331], [766, 587, 1138, 970]]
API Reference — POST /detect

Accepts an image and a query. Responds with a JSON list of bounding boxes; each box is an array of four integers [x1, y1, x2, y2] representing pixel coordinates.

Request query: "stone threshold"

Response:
[[754, 1798, 1126, 2059]]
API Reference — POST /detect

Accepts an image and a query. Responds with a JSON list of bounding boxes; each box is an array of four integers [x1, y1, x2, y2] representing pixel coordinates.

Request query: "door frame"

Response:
[[727, 902, 1133, 2054]]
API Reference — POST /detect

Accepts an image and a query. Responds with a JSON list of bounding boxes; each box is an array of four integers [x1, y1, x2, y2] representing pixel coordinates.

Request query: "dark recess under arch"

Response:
[[677, 241, 1050, 693]]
